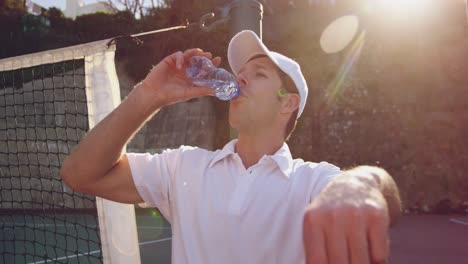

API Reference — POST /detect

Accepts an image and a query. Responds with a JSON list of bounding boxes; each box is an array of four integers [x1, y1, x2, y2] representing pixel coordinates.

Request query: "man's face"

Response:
[[229, 56, 283, 133]]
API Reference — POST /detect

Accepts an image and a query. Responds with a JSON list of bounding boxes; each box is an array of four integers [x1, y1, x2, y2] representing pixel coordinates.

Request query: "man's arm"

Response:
[[303, 165, 401, 264], [60, 82, 159, 203], [60, 49, 218, 203]]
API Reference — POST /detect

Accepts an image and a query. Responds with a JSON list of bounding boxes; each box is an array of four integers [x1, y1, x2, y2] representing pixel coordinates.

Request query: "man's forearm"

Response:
[[60, 83, 161, 189], [346, 166, 402, 227]]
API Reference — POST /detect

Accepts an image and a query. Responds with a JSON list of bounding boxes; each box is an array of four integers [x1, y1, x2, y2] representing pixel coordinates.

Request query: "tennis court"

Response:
[[0, 209, 172, 264], [136, 213, 468, 263], [390, 215, 468, 264], [3, 211, 467, 263], [137, 213, 468, 264], [1, 212, 102, 263], [136, 209, 172, 264]]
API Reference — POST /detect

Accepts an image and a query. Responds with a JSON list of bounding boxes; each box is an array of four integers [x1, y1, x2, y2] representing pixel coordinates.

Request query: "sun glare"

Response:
[[320, 15, 360, 54], [372, 0, 434, 18], [380, 0, 428, 12]]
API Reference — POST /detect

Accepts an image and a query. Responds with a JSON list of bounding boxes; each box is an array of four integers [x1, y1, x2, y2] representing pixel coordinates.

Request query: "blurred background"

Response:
[[1, 0, 467, 219]]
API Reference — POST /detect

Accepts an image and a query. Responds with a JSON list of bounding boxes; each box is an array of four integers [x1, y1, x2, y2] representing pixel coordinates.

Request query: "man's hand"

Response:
[[137, 48, 221, 109], [303, 167, 400, 264]]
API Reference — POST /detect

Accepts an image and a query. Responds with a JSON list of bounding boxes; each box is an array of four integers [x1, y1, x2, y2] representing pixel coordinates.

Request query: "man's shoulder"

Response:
[[291, 159, 341, 176], [165, 145, 217, 156], [289, 160, 341, 194], [162, 145, 220, 163]]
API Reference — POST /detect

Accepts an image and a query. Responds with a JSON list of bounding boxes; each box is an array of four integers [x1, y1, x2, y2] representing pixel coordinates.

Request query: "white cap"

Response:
[[227, 30, 308, 118]]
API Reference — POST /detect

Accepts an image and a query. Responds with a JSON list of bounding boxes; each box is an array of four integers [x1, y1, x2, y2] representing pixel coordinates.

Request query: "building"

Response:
[[64, 0, 115, 19], [25, 0, 47, 15]]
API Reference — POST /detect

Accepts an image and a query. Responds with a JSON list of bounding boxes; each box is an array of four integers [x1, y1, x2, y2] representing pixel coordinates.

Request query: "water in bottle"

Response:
[[185, 56, 240, 101]]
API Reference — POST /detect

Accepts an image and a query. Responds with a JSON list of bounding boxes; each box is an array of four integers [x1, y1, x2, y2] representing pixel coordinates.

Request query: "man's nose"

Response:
[[236, 72, 248, 88]]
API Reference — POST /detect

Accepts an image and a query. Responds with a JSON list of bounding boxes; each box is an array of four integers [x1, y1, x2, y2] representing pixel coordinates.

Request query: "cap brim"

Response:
[[228, 31, 274, 74]]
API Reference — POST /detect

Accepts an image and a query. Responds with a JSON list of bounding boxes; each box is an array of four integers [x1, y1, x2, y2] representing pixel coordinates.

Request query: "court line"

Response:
[[450, 218, 468, 226], [27, 249, 101, 264], [27, 237, 172, 264], [139, 237, 172, 246], [139, 226, 172, 229]]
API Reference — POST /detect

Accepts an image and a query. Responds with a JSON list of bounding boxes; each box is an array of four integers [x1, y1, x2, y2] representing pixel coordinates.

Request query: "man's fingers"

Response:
[[183, 48, 208, 63], [204, 52, 213, 59], [326, 218, 349, 264], [368, 211, 389, 264], [348, 222, 370, 264], [183, 48, 204, 58], [212, 56, 222, 67], [303, 213, 327, 264], [173, 51, 184, 70], [168, 49, 223, 73]]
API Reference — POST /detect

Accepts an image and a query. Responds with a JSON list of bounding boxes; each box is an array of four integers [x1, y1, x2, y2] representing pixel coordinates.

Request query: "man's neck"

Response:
[[235, 131, 285, 169]]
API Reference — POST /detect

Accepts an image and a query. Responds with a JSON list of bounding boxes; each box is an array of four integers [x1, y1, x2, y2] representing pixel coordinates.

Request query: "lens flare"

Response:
[[320, 15, 360, 54], [136, 209, 167, 241], [151, 210, 159, 218], [380, 0, 428, 12], [368, 0, 434, 19], [325, 30, 367, 104]]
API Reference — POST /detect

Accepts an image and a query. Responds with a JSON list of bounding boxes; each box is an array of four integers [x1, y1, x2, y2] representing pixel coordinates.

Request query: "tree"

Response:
[[0, 0, 27, 13], [106, 0, 148, 18], [43, 6, 64, 28], [44, 7, 64, 20]]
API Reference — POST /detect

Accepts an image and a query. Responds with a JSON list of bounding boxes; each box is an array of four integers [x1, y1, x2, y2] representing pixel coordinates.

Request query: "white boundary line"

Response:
[[27, 237, 172, 264], [28, 249, 102, 264], [450, 218, 468, 226], [139, 237, 172, 246], [138, 226, 172, 230]]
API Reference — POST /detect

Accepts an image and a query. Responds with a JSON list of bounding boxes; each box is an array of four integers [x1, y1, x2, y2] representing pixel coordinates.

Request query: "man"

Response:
[[61, 30, 401, 264]]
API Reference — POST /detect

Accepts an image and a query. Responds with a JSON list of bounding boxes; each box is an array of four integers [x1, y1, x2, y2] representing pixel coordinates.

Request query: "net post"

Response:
[[466, 0, 468, 27], [84, 40, 141, 264], [228, 0, 264, 39], [228, 0, 263, 139]]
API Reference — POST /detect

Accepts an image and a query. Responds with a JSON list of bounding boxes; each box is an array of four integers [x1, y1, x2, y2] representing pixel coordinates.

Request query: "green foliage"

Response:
[[22, 14, 50, 33], [0, 3, 27, 58], [0, 0, 26, 11], [44, 7, 64, 21]]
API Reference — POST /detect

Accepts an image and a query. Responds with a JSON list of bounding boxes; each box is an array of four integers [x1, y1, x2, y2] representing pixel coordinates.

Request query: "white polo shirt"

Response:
[[126, 139, 340, 264]]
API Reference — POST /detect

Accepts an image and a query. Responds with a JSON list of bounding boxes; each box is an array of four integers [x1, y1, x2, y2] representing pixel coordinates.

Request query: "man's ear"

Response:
[[280, 93, 300, 114]]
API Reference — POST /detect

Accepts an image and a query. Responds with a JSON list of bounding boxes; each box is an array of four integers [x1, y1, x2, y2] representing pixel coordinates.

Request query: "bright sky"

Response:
[[33, 0, 98, 11], [33, 0, 154, 14]]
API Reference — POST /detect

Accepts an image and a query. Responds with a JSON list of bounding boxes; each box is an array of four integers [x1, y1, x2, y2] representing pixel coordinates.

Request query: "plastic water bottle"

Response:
[[185, 56, 240, 101]]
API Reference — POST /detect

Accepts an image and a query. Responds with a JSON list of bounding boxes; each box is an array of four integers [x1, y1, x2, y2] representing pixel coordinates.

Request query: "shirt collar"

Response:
[[208, 139, 294, 178], [208, 139, 238, 168], [269, 143, 294, 178]]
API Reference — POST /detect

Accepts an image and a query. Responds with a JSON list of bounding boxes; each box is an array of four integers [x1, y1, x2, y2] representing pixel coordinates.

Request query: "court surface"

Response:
[[138, 214, 468, 264], [1, 214, 102, 264], [3, 213, 467, 263], [389, 215, 468, 264]]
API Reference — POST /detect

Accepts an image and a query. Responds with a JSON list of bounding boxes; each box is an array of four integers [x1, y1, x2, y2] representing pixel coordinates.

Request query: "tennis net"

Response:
[[0, 40, 140, 263]]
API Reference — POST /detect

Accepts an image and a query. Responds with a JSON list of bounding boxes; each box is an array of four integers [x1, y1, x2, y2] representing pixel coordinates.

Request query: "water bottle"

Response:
[[185, 56, 240, 101]]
